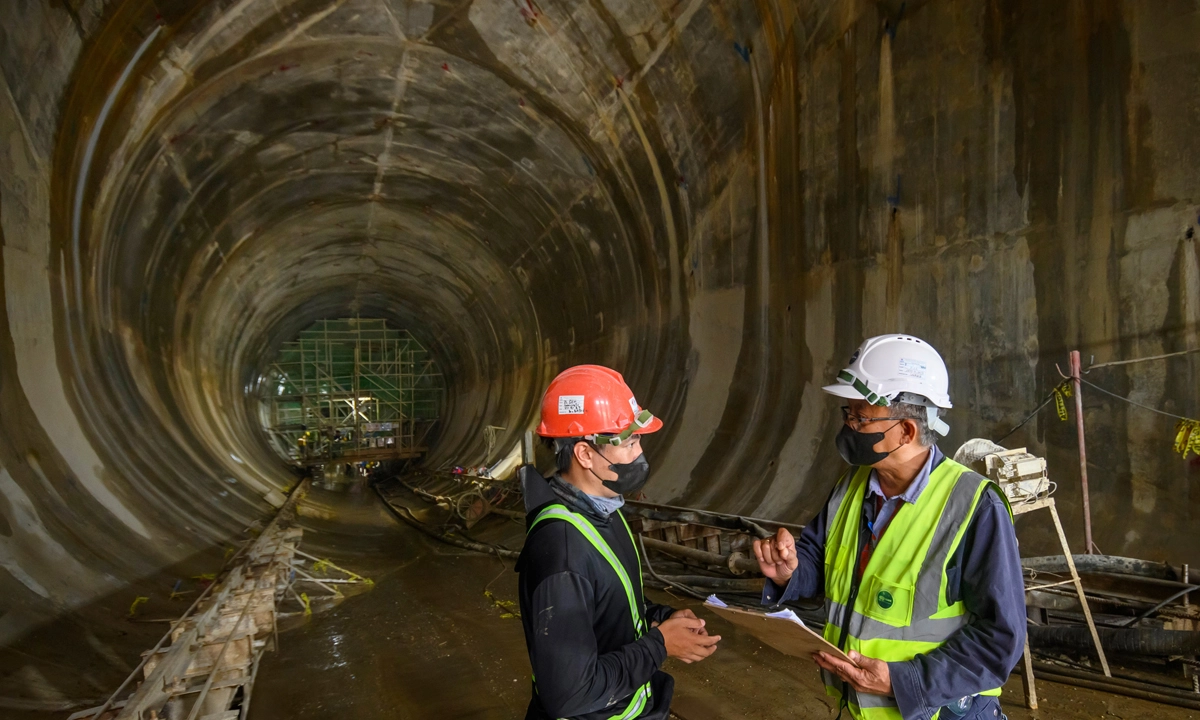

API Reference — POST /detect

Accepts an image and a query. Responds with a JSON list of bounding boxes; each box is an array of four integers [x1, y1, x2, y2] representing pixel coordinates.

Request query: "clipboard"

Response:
[[702, 597, 859, 667]]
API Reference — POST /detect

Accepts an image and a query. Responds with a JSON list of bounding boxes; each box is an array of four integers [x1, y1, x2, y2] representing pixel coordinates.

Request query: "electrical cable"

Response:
[[993, 391, 1057, 444], [993, 367, 1197, 445], [1119, 583, 1200, 628], [1079, 377, 1191, 421], [1087, 348, 1200, 371]]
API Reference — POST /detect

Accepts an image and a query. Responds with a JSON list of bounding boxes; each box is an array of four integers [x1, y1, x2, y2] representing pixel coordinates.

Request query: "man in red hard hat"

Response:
[[516, 365, 720, 720]]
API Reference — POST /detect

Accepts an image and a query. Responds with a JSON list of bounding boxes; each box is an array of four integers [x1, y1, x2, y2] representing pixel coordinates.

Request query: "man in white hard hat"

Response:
[[754, 335, 1025, 720]]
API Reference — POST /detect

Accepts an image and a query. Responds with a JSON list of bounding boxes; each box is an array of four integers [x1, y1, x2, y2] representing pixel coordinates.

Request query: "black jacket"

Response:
[[516, 467, 675, 720]]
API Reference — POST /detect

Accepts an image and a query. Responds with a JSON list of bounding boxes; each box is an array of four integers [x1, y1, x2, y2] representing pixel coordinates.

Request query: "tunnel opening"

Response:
[[256, 317, 444, 473], [39, 0, 694, 549]]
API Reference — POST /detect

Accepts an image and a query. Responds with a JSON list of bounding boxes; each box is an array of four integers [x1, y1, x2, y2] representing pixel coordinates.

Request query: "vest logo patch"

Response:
[[876, 590, 894, 609]]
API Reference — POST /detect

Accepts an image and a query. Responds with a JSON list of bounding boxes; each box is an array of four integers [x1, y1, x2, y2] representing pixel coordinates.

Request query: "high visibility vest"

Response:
[[527, 504, 652, 720], [821, 459, 1013, 719]]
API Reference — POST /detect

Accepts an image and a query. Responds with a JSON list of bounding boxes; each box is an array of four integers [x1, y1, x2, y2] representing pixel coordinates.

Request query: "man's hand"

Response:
[[658, 615, 720, 664], [661, 608, 709, 634], [753, 527, 799, 584], [651, 608, 708, 631], [813, 650, 892, 696]]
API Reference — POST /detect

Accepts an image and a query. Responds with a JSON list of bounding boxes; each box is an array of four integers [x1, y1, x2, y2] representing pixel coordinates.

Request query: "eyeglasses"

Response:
[[840, 406, 907, 430], [589, 410, 654, 446], [590, 433, 643, 449]]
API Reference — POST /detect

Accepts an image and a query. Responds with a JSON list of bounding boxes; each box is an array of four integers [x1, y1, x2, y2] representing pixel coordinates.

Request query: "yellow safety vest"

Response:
[[821, 459, 1012, 719], [528, 504, 652, 720]]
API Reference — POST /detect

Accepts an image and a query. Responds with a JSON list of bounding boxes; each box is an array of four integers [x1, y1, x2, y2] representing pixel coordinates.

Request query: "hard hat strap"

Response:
[[838, 370, 891, 407], [926, 406, 950, 436]]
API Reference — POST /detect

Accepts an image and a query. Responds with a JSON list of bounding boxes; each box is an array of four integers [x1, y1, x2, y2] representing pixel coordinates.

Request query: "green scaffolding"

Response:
[[261, 318, 443, 465]]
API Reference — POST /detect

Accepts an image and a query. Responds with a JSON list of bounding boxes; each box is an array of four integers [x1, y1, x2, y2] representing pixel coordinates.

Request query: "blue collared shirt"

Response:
[[863, 447, 936, 546], [761, 446, 1026, 720]]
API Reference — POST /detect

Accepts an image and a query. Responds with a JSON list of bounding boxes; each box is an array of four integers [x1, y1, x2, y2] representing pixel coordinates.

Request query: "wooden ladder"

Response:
[[1015, 496, 1111, 709]]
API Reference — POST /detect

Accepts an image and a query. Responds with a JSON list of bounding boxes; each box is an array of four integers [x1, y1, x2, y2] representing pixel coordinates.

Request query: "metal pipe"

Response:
[[1030, 584, 1161, 609], [1085, 572, 1196, 589], [1030, 662, 1199, 701], [1069, 350, 1094, 554], [1028, 668, 1200, 710], [185, 579, 256, 720], [87, 481, 308, 720], [291, 577, 362, 585], [489, 507, 525, 520], [639, 536, 760, 575], [290, 566, 342, 596], [655, 575, 766, 592], [624, 500, 803, 539], [637, 536, 709, 600], [237, 647, 264, 720], [293, 548, 369, 581]]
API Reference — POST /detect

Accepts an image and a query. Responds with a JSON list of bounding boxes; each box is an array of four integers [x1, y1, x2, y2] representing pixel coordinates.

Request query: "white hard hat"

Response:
[[823, 334, 952, 434]]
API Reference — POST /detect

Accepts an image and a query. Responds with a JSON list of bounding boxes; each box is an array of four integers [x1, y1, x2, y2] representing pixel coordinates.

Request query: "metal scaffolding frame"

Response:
[[260, 318, 443, 465]]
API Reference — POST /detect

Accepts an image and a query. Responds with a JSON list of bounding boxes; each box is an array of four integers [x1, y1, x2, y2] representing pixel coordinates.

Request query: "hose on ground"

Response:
[[1028, 624, 1200, 656], [1030, 661, 1199, 701], [375, 486, 520, 560], [1026, 665, 1200, 711], [1022, 554, 1181, 581]]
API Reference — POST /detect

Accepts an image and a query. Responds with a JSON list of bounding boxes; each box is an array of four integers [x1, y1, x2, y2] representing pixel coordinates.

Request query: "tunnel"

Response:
[[2, 0, 1200, 717]]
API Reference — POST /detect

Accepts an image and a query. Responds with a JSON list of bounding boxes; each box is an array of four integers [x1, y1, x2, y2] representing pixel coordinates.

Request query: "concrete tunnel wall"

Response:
[[0, 0, 1199, 649]]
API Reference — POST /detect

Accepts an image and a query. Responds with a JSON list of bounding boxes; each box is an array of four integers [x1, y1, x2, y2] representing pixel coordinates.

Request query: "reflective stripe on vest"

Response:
[[821, 459, 1012, 719], [528, 504, 652, 719]]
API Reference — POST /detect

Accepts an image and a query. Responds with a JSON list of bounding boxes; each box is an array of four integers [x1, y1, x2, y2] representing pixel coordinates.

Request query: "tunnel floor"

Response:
[[240, 487, 1200, 720]]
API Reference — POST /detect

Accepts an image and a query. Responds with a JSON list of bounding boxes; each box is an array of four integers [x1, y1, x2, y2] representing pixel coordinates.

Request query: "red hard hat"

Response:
[[536, 365, 664, 444]]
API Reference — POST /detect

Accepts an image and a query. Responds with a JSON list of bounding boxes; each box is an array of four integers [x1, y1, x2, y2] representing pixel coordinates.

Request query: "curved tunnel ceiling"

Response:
[[45, 0, 754, 573]]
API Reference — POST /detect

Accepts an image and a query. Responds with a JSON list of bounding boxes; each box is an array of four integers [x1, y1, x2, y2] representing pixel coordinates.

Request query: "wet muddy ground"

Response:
[[1, 545, 232, 720], [5, 484, 1194, 719], [251, 486, 1200, 720]]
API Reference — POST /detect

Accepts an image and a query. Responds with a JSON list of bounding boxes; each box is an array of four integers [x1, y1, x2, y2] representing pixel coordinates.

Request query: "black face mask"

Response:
[[588, 447, 651, 495], [835, 422, 903, 466]]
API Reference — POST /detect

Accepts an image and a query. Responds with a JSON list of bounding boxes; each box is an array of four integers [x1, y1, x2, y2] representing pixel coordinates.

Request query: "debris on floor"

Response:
[[71, 480, 373, 720]]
